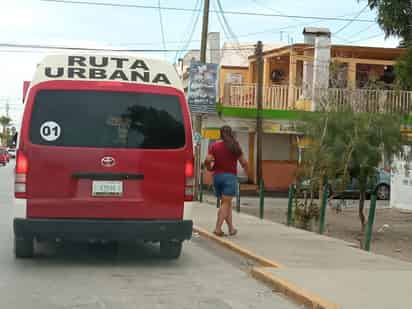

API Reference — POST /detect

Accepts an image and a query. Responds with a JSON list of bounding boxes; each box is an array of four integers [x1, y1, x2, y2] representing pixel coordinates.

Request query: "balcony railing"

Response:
[[223, 83, 412, 114], [224, 84, 301, 110], [314, 88, 412, 114]]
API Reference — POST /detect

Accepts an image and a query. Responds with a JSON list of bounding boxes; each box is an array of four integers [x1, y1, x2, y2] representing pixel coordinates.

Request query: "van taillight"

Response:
[[15, 151, 28, 198], [185, 160, 194, 177], [185, 159, 194, 201]]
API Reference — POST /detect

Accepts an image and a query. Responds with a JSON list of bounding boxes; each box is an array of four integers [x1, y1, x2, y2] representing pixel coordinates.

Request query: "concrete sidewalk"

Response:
[[192, 202, 412, 309]]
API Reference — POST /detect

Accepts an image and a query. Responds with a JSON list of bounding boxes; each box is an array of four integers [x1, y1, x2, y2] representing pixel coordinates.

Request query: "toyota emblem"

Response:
[[101, 156, 115, 167]]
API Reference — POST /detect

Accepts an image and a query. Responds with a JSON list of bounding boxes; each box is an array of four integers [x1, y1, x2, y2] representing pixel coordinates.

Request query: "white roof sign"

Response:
[[31, 54, 183, 89]]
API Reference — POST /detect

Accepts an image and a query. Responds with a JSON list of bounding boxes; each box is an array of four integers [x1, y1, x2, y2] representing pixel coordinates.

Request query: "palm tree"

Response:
[[0, 116, 11, 146]]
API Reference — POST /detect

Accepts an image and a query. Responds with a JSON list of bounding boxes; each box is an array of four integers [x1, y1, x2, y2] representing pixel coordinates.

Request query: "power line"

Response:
[[216, 0, 236, 41], [0, 33, 391, 56], [334, 23, 378, 43], [0, 49, 48, 54], [0, 43, 256, 52], [250, 0, 293, 16], [5, 100, 9, 118], [249, 0, 300, 42], [352, 22, 378, 38], [213, 0, 230, 42], [157, 0, 167, 59], [40, 0, 376, 22], [115, 22, 312, 47], [103, 9, 371, 47], [174, 0, 203, 63], [345, 32, 386, 44], [215, 0, 250, 59], [333, 4, 369, 35]]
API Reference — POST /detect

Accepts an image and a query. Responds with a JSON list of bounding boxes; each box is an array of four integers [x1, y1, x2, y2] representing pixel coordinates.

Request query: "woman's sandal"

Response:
[[213, 230, 225, 237], [229, 229, 238, 236]]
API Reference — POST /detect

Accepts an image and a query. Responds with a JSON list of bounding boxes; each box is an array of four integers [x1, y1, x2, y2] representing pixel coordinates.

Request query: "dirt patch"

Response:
[[324, 204, 412, 263], [205, 195, 412, 263]]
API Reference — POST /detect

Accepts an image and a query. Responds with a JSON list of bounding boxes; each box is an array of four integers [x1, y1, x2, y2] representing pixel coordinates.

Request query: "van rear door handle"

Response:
[[72, 173, 144, 180]]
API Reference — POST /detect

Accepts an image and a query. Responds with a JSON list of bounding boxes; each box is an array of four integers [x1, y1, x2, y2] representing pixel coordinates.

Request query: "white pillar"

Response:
[[312, 35, 331, 111], [302, 55, 313, 99], [302, 30, 315, 100], [207, 32, 220, 64]]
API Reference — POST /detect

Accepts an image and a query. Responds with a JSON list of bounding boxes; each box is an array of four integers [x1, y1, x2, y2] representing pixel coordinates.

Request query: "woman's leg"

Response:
[[214, 174, 237, 235], [213, 176, 225, 235], [214, 198, 224, 234], [222, 195, 235, 233], [222, 174, 237, 234], [215, 196, 231, 233], [214, 204, 226, 234], [227, 204, 236, 234]]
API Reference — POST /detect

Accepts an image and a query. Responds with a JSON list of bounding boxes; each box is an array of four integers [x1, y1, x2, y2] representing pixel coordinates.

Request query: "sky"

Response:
[[0, 0, 402, 129]]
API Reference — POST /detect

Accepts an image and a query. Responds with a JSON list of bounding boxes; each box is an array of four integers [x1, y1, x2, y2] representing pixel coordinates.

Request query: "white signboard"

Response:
[[225, 73, 243, 84], [390, 146, 412, 210], [31, 55, 182, 89]]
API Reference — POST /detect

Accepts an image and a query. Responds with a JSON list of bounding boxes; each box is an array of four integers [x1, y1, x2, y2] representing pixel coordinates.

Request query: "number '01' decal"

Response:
[[40, 121, 61, 142]]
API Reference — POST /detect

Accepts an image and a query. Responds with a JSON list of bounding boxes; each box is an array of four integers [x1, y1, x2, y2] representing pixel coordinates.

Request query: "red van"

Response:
[[14, 55, 194, 259]]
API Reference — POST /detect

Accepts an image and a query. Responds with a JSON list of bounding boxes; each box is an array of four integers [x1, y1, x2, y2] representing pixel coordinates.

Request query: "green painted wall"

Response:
[[217, 105, 412, 125]]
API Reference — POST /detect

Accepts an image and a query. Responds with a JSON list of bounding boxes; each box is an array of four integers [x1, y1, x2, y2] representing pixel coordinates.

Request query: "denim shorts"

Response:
[[213, 173, 237, 198]]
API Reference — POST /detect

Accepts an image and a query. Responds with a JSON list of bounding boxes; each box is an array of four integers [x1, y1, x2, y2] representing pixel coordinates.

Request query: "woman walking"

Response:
[[204, 126, 248, 237]]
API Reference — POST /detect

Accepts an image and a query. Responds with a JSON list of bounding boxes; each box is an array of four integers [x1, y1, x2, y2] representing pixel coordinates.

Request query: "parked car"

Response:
[[7, 148, 16, 159], [1, 147, 10, 162], [300, 168, 391, 200], [0, 149, 8, 166]]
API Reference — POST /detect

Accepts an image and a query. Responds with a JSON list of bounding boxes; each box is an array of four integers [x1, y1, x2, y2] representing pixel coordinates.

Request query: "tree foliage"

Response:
[[0, 116, 11, 128], [0, 116, 12, 146], [296, 107, 409, 231], [364, 0, 412, 44], [362, 0, 412, 89], [395, 45, 412, 90]]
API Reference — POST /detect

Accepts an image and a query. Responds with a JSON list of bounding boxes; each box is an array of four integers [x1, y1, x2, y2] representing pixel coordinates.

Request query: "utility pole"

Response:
[[255, 41, 264, 184], [6, 100, 9, 118], [200, 0, 210, 64], [194, 0, 210, 200]]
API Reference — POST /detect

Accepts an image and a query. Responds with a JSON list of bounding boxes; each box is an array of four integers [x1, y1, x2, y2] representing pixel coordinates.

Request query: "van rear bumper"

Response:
[[14, 218, 193, 242]]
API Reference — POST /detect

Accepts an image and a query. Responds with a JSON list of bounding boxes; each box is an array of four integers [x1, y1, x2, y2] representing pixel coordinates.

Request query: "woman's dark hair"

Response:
[[220, 125, 242, 157]]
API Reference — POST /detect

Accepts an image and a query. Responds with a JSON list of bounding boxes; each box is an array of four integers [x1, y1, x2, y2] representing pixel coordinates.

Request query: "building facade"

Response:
[[179, 29, 410, 192]]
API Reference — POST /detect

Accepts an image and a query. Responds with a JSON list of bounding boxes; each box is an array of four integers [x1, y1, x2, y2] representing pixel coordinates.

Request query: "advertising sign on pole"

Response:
[[187, 62, 218, 114]]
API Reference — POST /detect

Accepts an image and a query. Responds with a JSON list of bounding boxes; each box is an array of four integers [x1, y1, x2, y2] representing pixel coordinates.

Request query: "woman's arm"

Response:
[[238, 155, 249, 176], [204, 154, 215, 171]]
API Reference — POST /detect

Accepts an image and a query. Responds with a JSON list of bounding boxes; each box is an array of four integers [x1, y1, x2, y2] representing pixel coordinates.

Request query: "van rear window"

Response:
[[29, 90, 185, 149]]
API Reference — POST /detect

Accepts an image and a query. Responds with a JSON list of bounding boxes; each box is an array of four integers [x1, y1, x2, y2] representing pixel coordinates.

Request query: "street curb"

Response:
[[251, 267, 340, 309], [193, 226, 282, 268], [194, 225, 339, 309]]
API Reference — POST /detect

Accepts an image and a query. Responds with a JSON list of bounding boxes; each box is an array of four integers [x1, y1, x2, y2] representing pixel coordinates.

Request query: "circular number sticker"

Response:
[[40, 121, 61, 142]]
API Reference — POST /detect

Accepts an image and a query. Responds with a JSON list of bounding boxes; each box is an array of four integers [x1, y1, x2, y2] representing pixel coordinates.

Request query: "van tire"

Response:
[[160, 240, 182, 259], [14, 236, 34, 258]]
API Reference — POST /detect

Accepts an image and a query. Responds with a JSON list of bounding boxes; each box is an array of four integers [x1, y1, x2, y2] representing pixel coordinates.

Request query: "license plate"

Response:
[[92, 181, 123, 197]]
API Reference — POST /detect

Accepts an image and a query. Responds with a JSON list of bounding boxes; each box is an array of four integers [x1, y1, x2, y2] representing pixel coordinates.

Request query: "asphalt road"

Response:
[[0, 163, 296, 309]]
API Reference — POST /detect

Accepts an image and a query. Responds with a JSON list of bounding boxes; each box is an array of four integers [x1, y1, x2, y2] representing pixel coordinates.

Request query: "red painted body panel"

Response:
[[22, 81, 30, 102]]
